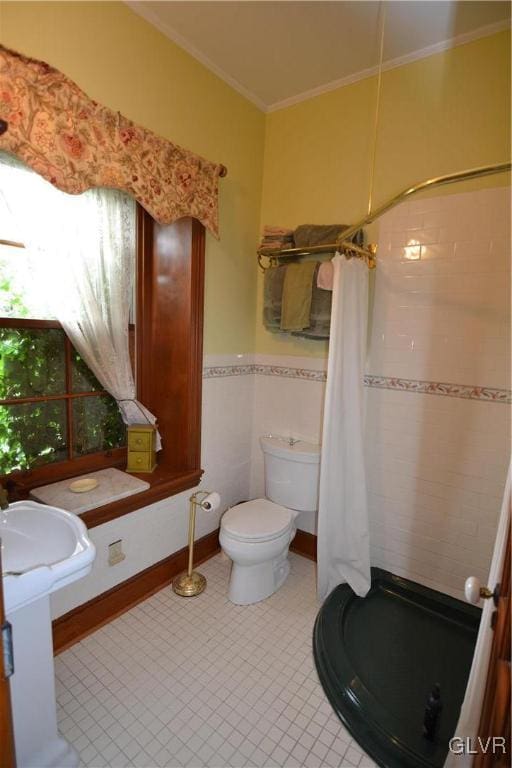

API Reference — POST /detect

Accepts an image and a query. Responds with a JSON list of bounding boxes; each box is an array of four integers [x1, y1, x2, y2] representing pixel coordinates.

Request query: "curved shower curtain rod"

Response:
[[336, 160, 512, 245], [257, 160, 511, 270]]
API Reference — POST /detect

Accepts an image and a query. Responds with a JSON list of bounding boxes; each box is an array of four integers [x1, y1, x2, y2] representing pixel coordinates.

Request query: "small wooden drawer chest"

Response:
[[126, 424, 157, 473]]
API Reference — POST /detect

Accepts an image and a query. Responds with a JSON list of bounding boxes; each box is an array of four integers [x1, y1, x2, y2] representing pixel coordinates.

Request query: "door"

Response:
[[0, 541, 16, 767], [474, 522, 511, 767]]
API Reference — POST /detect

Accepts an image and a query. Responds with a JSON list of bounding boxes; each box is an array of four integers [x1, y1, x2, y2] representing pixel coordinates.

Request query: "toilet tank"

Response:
[[260, 436, 320, 512]]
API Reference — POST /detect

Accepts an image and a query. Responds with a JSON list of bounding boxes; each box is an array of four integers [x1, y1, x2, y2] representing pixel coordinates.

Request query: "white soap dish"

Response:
[[69, 478, 99, 494]]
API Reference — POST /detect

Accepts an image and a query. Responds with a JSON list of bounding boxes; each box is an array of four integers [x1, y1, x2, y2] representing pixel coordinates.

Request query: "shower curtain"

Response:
[[444, 462, 511, 768], [317, 253, 371, 601]]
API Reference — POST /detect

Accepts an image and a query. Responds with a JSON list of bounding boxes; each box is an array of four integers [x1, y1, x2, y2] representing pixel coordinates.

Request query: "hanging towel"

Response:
[[280, 261, 317, 331], [292, 264, 332, 339], [317, 261, 334, 290], [263, 265, 286, 330]]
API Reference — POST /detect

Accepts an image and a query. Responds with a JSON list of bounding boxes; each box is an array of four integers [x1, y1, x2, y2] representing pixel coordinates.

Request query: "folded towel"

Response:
[[259, 240, 294, 252], [294, 224, 348, 248], [263, 265, 286, 330], [260, 228, 294, 249], [280, 261, 317, 331], [317, 261, 334, 290], [292, 264, 332, 339], [263, 225, 294, 237], [260, 224, 294, 252]]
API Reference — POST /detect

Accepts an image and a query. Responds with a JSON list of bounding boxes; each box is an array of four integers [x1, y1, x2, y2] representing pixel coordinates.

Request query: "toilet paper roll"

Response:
[[200, 491, 221, 512]]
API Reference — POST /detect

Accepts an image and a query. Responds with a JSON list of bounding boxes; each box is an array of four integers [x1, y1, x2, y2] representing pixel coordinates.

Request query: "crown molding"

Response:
[[267, 19, 510, 112], [125, 4, 509, 115], [125, 0, 268, 112]]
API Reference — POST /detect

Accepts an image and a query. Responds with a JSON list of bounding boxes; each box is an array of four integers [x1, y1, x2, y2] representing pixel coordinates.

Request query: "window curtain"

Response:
[[317, 254, 371, 600], [0, 153, 161, 448], [0, 45, 225, 237]]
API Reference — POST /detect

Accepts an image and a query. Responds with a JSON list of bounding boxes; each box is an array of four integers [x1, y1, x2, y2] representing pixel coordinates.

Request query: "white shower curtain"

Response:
[[444, 462, 511, 768], [317, 253, 371, 601]]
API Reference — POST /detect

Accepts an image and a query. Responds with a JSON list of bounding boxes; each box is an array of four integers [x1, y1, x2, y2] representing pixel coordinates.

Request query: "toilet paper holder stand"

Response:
[[172, 490, 220, 597]]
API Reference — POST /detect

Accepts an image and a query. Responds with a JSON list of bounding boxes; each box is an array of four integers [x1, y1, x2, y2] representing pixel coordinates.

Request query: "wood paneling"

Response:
[[290, 530, 317, 561], [136, 211, 205, 475], [52, 528, 220, 654]]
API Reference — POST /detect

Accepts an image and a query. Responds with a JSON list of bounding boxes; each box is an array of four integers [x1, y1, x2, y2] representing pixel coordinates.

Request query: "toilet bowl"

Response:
[[220, 436, 320, 605], [220, 498, 297, 605]]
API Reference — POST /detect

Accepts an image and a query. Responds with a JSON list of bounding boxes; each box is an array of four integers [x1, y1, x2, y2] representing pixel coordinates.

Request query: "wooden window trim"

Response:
[[0, 317, 125, 487], [1, 209, 205, 528]]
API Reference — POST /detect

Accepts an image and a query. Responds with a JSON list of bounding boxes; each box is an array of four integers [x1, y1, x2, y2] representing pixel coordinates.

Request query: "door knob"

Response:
[[464, 576, 500, 606]]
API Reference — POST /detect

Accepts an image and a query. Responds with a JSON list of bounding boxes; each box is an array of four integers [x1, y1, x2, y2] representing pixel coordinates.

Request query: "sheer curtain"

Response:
[[0, 153, 161, 448], [317, 254, 371, 600]]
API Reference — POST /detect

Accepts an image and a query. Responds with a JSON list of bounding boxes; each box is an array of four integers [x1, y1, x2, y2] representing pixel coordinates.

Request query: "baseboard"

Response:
[[53, 527, 316, 654], [290, 529, 317, 561], [52, 529, 221, 654]]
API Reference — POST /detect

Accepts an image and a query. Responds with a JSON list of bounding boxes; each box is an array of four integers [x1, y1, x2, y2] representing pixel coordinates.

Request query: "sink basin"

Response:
[[1, 499, 96, 614], [1, 500, 96, 767]]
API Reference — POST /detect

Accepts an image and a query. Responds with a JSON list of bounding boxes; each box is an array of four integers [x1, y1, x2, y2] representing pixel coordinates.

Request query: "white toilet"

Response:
[[220, 435, 320, 605]]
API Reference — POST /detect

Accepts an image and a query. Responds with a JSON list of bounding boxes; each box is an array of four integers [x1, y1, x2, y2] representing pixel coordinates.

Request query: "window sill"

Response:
[[8, 462, 203, 529], [80, 465, 204, 528]]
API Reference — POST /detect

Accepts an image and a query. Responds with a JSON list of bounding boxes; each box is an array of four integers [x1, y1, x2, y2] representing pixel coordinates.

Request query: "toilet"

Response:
[[220, 435, 320, 605]]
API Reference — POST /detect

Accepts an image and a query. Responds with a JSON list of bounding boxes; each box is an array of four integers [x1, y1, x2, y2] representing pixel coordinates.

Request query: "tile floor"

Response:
[[55, 553, 375, 768]]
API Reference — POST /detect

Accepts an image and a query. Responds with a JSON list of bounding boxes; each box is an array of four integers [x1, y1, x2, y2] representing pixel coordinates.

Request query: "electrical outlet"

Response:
[[108, 539, 126, 566]]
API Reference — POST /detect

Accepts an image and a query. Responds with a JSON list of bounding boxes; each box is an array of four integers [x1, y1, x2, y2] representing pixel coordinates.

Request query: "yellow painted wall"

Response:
[[1, 5, 509, 361], [258, 29, 511, 358], [0, 0, 265, 355]]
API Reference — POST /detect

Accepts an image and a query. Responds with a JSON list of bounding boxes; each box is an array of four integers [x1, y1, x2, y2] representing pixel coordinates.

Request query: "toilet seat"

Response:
[[221, 499, 293, 543]]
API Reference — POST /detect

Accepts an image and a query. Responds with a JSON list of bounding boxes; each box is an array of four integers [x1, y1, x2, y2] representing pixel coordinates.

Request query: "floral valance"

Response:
[[0, 45, 226, 237]]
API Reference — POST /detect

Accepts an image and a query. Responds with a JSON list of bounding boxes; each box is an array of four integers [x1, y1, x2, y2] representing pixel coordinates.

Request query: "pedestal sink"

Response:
[[1, 500, 96, 768]]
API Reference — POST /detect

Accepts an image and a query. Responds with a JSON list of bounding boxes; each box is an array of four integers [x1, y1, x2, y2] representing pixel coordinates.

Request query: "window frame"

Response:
[[1, 206, 205, 527], [0, 316, 127, 480]]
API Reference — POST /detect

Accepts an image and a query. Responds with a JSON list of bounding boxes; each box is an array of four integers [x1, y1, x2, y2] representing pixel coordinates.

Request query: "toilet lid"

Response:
[[221, 499, 293, 542]]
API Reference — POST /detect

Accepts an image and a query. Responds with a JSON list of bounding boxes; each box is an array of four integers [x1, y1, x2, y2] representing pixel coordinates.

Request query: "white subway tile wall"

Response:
[[249, 369, 326, 535], [368, 186, 511, 388], [250, 186, 510, 599], [365, 186, 510, 598]]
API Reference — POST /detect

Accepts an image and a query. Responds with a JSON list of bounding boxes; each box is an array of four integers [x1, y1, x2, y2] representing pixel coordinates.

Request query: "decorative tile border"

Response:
[[202, 365, 254, 379], [252, 364, 327, 382], [363, 375, 511, 404], [203, 364, 511, 403], [203, 364, 326, 382]]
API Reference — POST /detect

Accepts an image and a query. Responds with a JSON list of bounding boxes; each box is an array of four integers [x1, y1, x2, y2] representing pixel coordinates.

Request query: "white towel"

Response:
[[317, 261, 334, 290]]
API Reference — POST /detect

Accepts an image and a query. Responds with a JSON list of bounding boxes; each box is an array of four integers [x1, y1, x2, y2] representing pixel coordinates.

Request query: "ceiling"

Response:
[[127, 1, 511, 111]]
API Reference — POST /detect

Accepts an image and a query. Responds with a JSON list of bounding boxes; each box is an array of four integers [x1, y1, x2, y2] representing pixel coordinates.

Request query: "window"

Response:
[[1, 154, 205, 526], [0, 156, 129, 479], [0, 321, 126, 476]]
